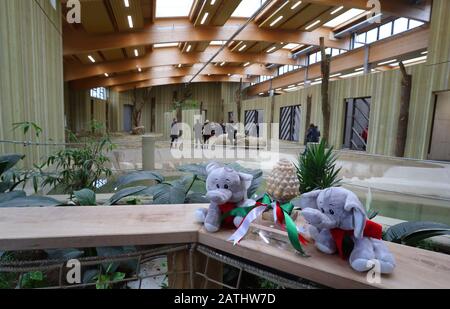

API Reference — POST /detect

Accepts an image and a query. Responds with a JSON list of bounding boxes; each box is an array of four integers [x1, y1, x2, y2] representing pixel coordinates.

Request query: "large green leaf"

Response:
[[74, 189, 96, 206], [0, 191, 26, 203], [384, 221, 450, 245], [177, 164, 207, 178], [115, 171, 164, 188], [152, 184, 187, 204], [45, 249, 84, 260], [0, 154, 25, 175], [96, 246, 137, 273], [0, 195, 61, 208], [109, 186, 147, 205], [185, 192, 209, 204]]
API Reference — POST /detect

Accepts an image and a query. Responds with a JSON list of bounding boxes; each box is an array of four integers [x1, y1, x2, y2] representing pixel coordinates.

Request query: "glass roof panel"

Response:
[[323, 9, 366, 28], [155, 0, 194, 18], [231, 0, 268, 18]]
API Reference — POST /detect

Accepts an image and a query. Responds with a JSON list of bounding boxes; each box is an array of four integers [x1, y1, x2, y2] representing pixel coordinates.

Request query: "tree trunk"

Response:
[[396, 62, 412, 157], [304, 94, 312, 144], [236, 78, 243, 123], [320, 37, 331, 145]]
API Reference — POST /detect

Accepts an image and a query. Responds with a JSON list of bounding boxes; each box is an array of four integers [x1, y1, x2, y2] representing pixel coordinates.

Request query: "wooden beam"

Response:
[[63, 18, 348, 56], [247, 27, 429, 96], [70, 64, 274, 90], [112, 75, 252, 92], [64, 47, 295, 81], [302, 0, 432, 22]]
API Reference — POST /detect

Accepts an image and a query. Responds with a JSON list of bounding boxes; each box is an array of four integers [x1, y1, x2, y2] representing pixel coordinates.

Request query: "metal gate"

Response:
[[244, 110, 264, 138], [343, 97, 370, 151], [279, 105, 301, 142]]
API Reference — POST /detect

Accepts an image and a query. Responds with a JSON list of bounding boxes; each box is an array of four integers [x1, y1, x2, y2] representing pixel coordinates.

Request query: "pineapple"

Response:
[[266, 159, 300, 203]]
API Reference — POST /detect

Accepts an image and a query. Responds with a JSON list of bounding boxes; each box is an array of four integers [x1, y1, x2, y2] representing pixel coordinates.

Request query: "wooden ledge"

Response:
[[0, 205, 449, 289]]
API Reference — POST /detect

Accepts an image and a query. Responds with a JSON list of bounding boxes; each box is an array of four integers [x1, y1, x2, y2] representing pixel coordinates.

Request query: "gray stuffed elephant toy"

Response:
[[195, 162, 254, 233], [300, 187, 395, 274]]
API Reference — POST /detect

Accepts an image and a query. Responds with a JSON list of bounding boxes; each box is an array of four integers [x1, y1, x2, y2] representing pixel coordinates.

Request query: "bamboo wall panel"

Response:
[[427, 0, 450, 66], [0, 0, 64, 167]]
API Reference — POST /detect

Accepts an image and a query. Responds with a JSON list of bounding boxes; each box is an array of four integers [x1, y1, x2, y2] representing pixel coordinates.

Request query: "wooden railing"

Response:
[[0, 204, 449, 289]]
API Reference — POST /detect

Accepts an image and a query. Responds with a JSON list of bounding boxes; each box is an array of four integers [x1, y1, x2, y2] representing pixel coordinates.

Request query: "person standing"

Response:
[[226, 120, 236, 146], [304, 123, 320, 155], [170, 118, 180, 149], [202, 120, 212, 148], [193, 119, 203, 149]]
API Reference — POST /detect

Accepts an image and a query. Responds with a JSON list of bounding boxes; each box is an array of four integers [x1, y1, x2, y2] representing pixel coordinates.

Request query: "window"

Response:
[[366, 28, 378, 44], [90, 87, 108, 100], [379, 21, 393, 39], [393, 17, 409, 35], [351, 18, 424, 49]]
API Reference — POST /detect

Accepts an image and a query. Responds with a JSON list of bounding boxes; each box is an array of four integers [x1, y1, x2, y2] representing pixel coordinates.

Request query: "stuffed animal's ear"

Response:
[[299, 190, 322, 209], [343, 192, 367, 239], [206, 162, 221, 175], [239, 172, 253, 191]]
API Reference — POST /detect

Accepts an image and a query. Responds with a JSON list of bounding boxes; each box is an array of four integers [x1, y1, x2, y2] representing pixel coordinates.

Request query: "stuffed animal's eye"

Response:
[[224, 184, 229, 189], [321, 208, 325, 213], [329, 209, 335, 215], [216, 184, 220, 189]]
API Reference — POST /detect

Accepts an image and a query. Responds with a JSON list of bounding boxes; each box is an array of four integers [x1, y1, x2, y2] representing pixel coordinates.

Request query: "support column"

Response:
[[142, 134, 162, 170]]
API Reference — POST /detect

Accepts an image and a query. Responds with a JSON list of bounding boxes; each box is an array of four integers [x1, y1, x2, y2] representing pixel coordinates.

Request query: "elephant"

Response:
[[195, 162, 254, 233], [300, 187, 395, 274]]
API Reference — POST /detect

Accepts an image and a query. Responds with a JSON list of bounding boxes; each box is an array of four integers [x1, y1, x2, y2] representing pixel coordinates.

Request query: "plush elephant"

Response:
[[195, 162, 254, 233], [300, 187, 395, 274]]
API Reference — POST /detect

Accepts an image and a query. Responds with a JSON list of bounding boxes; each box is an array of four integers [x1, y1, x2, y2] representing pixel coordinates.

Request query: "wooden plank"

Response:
[[0, 205, 201, 251], [198, 228, 450, 289], [0, 205, 449, 289]]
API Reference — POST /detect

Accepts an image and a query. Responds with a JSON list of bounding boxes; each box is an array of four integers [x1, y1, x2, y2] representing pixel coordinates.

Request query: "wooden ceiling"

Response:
[[63, 0, 432, 91]]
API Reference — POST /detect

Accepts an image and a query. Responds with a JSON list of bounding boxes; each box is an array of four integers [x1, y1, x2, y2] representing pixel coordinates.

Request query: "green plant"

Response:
[[38, 123, 114, 196], [19, 271, 47, 289], [108, 163, 263, 206], [92, 264, 126, 289], [13, 122, 42, 139], [384, 221, 450, 247], [0, 155, 60, 208], [295, 139, 342, 193]]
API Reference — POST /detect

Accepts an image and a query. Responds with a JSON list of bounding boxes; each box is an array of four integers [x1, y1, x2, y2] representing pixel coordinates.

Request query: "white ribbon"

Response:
[[228, 205, 268, 245]]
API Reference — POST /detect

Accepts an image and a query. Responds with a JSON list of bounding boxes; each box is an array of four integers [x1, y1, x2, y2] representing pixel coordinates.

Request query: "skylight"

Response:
[[283, 43, 301, 50], [155, 0, 194, 18], [323, 8, 366, 28], [232, 0, 268, 18], [210, 41, 226, 45], [154, 43, 179, 48]]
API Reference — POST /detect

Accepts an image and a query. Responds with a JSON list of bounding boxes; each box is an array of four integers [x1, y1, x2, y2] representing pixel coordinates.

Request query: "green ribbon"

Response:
[[220, 193, 308, 256]]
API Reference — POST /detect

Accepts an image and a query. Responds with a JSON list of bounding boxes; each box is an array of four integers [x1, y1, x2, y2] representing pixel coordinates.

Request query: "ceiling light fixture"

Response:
[[243, 62, 250, 67], [134, 49, 139, 57], [266, 46, 276, 53], [305, 20, 321, 30], [186, 45, 192, 52], [270, 15, 284, 27], [355, 67, 364, 71], [178, 64, 182, 68], [210, 0, 216, 5], [220, 62, 226, 66], [239, 44, 247, 52], [201, 12, 209, 25], [127, 15, 134, 28], [104, 73, 109, 77], [330, 73, 342, 78], [137, 67, 142, 72], [421, 51, 428, 55], [88, 55, 96, 63], [377, 59, 397, 66], [124, 0, 129, 8], [291, 1, 302, 10], [330, 6, 344, 15]]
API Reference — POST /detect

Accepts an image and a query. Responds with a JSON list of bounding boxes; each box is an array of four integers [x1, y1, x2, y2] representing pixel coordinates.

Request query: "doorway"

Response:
[[429, 91, 450, 161], [123, 104, 133, 133], [343, 97, 371, 151], [245, 109, 264, 137], [279, 105, 301, 142]]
